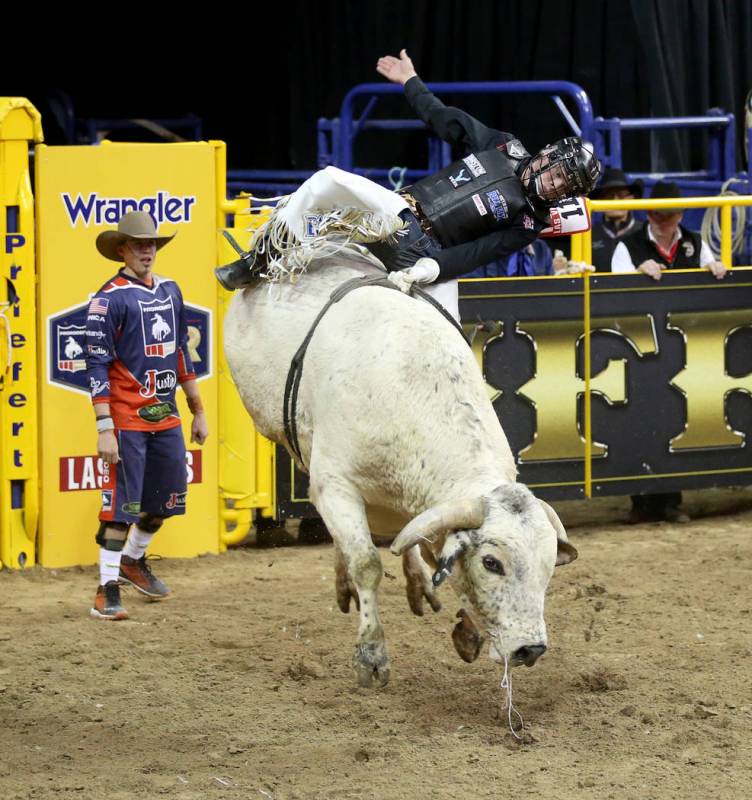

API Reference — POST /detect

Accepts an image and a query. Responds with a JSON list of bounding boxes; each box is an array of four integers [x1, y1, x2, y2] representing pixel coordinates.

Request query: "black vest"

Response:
[[410, 148, 531, 247], [591, 216, 638, 272], [621, 223, 703, 269]]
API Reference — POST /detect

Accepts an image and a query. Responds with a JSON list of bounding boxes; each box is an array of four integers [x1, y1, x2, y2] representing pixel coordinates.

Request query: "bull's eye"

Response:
[[482, 555, 505, 575]]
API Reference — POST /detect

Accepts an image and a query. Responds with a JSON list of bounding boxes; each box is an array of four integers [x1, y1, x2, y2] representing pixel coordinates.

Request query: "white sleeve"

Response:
[[611, 242, 636, 274], [699, 240, 716, 267]]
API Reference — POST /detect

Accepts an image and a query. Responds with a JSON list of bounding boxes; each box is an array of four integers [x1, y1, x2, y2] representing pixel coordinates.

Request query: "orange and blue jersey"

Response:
[[84, 269, 196, 431]]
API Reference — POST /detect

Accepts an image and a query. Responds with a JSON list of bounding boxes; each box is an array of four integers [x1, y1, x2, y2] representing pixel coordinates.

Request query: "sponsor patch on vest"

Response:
[[462, 154, 486, 178], [682, 240, 695, 258], [121, 501, 142, 515], [505, 139, 528, 159], [485, 190, 509, 222], [101, 490, 113, 512], [138, 401, 176, 423], [523, 213, 535, 230], [471, 194, 488, 217], [449, 167, 472, 188]]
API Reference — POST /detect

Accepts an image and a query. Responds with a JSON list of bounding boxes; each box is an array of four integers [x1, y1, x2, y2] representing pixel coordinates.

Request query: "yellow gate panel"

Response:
[[0, 98, 42, 569], [35, 142, 220, 568]]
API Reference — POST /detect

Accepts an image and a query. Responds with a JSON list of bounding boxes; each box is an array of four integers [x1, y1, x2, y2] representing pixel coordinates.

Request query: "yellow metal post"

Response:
[[0, 98, 43, 568], [720, 204, 732, 268], [582, 273, 592, 498], [213, 142, 276, 548]]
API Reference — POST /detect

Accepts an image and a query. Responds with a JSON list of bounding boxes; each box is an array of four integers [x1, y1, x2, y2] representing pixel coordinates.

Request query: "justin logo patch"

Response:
[[139, 297, 176, 357], [165, 491, 187, 510]]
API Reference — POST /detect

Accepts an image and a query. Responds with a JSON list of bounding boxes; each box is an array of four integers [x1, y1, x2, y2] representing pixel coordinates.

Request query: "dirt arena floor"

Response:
[[1, 488, 751, 800]]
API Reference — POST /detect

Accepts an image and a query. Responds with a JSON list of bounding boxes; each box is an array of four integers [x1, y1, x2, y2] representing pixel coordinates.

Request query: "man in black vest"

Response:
[[590, 168, 643, 272], [611, 181, 726, 523], [216, 49, 601, 301], [611, 181, 726, 279]]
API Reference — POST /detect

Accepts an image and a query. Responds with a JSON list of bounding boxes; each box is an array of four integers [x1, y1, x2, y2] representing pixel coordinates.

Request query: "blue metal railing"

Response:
[[593, 110, 736, 181], [336, 80, 594, 171]]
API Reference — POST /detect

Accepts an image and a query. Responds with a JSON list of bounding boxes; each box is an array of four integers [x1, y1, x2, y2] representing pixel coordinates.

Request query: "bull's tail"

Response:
[[250, 200, 404, 284]]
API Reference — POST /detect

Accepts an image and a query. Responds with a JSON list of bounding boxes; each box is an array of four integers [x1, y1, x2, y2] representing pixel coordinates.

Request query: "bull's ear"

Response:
[[538, 499, 578, 566], [432, 532, 470, 586], [556, 539, 578, 566]]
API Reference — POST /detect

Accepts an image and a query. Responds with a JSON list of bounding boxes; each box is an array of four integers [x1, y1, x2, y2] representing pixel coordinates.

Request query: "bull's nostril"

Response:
[[514, 644, 547, 666]]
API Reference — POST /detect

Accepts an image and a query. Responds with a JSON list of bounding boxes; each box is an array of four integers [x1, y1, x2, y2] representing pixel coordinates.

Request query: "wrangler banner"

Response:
[[35, 142, 219, 567]]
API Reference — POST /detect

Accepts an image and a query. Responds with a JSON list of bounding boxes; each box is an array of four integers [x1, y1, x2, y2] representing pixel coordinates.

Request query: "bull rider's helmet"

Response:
[[525, 137, 602, 204]]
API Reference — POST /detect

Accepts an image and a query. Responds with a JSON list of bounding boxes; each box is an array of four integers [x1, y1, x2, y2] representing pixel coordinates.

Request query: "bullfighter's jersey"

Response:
[[84, 269, 195, 431]]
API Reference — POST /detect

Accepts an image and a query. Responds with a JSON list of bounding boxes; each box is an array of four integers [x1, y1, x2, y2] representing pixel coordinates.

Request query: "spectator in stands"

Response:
[[464, 239, 555, 277], [590, 168, 644, 272], [611, 181, 725, 524], [611, 181, 727, 280]]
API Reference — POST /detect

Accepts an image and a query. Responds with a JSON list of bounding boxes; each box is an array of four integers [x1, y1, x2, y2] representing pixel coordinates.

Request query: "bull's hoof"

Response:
[[404, 573, 442, 617], [451, 609, 485, 663], [352, 642, 390, 687]]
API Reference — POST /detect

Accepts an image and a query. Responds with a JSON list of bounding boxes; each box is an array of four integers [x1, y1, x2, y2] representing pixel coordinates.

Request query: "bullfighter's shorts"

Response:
[[98, 426, 188, 524]]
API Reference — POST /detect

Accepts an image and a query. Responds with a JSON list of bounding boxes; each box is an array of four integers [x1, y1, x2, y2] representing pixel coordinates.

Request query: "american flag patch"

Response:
[[88, 297, 109, 315]]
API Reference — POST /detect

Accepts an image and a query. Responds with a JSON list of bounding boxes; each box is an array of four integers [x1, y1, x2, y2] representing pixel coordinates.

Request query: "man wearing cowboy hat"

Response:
[[85, 211, 209, 621], [611, 181, 727, 280], [590, 167, 644, 272]]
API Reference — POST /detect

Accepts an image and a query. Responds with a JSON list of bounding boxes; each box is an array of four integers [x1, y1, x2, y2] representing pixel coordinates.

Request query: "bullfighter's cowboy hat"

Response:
[[96, 211, 176, 262]]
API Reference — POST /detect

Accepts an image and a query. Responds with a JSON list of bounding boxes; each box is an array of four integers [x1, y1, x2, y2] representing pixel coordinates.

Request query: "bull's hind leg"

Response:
[[311, 475, 390, 687]]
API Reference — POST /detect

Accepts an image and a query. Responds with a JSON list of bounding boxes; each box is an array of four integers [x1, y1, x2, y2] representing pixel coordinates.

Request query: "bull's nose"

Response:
[[513, 644, 547, 667]]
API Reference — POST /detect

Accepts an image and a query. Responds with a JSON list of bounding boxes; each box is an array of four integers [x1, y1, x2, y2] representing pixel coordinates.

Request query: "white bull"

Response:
[[224, 255, 577, 687]]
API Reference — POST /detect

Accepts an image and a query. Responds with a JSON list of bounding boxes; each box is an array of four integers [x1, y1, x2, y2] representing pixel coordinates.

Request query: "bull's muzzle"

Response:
[[511, 644, 547, 667]]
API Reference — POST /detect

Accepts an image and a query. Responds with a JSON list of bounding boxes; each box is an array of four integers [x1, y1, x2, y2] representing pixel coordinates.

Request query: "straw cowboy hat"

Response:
[[96, 211, 176, 262]]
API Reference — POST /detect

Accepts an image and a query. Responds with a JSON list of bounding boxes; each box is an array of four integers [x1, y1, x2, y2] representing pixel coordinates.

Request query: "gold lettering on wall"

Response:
[[515, 315, 657, 462], [668, 310, 752, 450], [463, 321, 504, 402]]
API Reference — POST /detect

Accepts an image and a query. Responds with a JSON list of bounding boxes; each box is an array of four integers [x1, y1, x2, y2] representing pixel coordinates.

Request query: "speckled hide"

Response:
[[224, 255, 577, 687]]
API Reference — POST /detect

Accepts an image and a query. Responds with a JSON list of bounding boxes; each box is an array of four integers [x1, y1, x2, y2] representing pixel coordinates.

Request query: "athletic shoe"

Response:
[[90, 580, 129, 621], [119, 555, 170, 599]]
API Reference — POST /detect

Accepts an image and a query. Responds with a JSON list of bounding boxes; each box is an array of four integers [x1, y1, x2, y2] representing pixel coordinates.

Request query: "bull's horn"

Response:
[[390, 498, 485, 556], [538, 499, 579, 566]]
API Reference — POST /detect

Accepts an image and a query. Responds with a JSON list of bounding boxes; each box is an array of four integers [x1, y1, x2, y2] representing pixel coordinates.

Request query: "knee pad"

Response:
[[95, 521, 130, 551], [137, 513, 164, 534]]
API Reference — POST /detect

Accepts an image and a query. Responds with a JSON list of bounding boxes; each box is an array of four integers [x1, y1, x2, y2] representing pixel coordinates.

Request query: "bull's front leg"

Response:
[[311, 475, 390, 687], [334, 545, 359, 613]]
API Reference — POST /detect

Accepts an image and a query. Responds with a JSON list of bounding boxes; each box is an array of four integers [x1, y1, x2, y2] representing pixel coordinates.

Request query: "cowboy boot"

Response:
[[214, 253, 259, 291]]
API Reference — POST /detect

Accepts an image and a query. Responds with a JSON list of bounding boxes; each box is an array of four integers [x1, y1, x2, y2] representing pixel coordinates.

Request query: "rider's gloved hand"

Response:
[[387, 257, 441, 293]]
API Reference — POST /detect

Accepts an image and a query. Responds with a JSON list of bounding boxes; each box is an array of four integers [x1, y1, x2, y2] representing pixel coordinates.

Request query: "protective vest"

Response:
[[620, 223, 703, 270], [410, 148, 530, 247]]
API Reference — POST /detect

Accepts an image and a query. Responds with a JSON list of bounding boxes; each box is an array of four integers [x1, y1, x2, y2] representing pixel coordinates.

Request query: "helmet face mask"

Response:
[[525, 138, 602, 205]]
